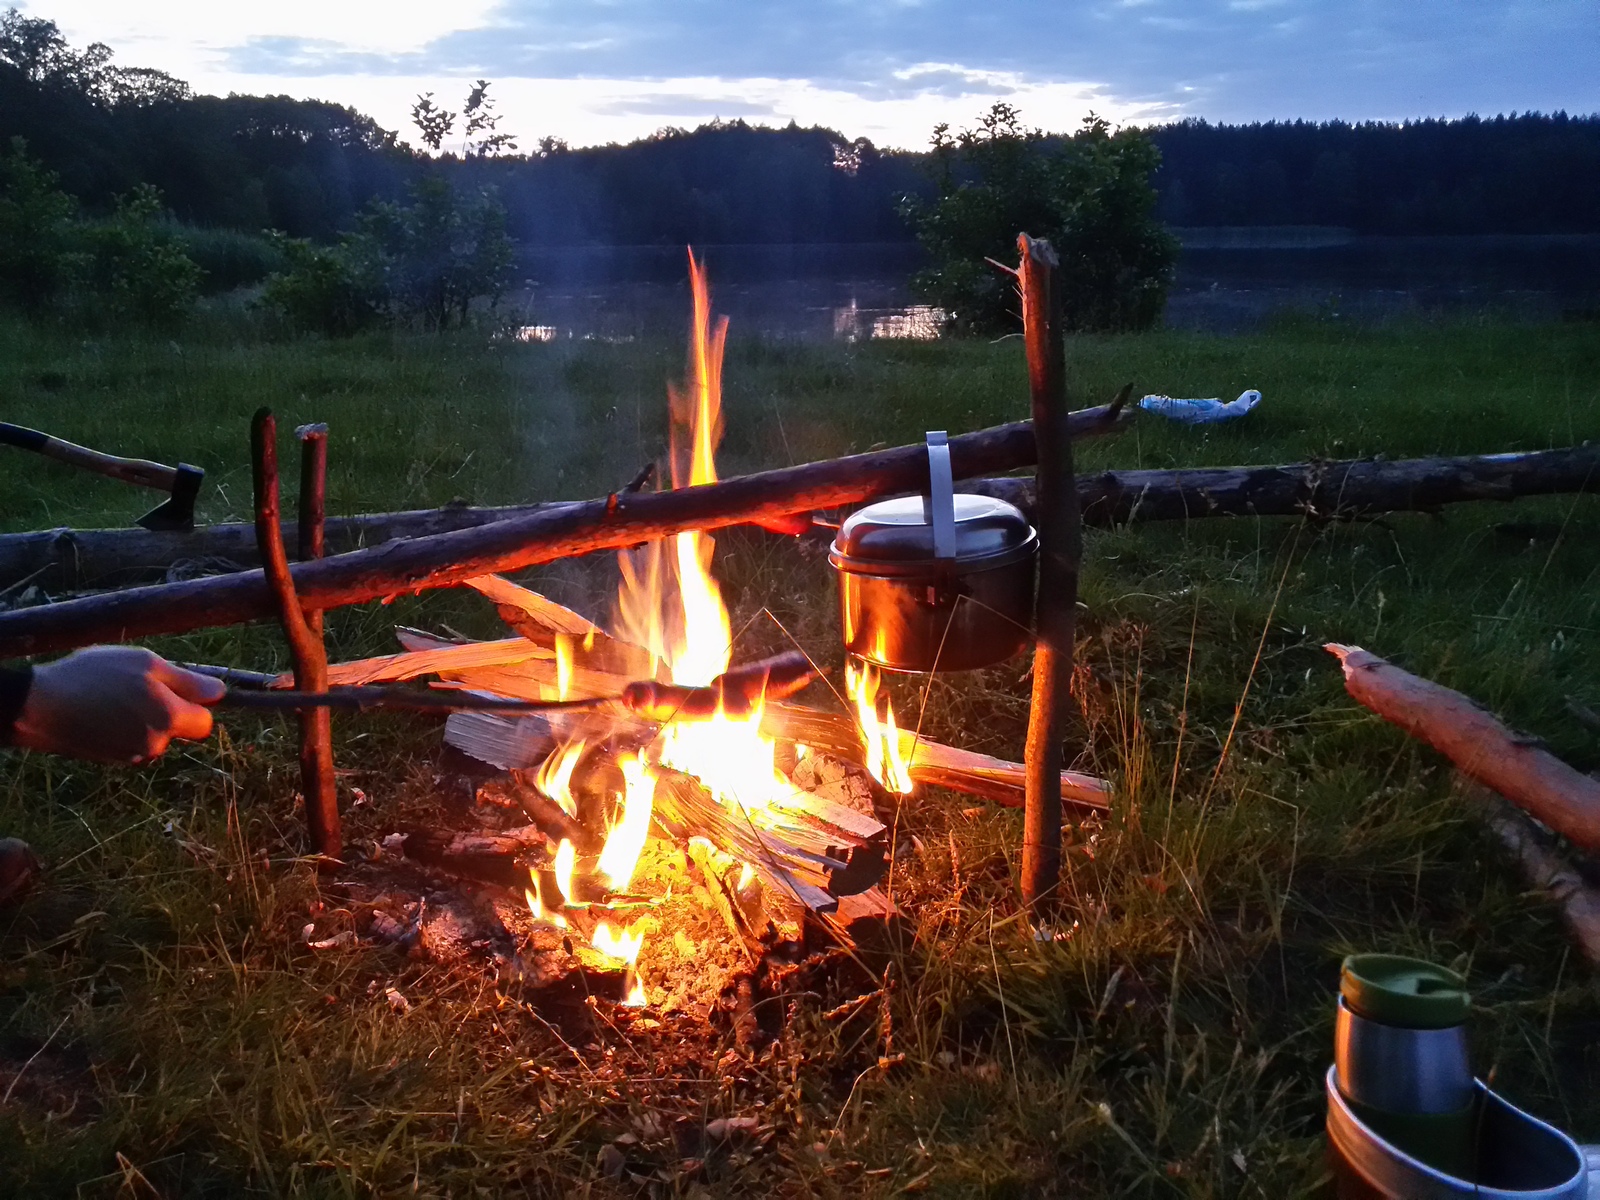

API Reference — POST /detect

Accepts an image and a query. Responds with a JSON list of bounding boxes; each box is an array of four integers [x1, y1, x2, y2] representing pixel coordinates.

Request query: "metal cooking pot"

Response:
[[828, 431, 1037, 673]]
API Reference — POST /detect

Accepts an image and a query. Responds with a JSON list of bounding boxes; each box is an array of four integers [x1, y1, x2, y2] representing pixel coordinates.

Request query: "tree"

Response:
[[902, 104, 1178, 333], [0, 136, 81, 307], [351, 175, 512, 328], [410, 81, 517, 158], [265, 175, 513, 333]]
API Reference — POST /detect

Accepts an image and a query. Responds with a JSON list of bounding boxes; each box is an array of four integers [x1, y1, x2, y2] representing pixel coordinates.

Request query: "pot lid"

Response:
[[830, 493, 1036, 575]]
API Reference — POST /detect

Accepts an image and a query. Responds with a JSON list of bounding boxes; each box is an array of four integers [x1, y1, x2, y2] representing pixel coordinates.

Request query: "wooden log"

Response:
[[1471, 782, 1600, 966], [6, 445, 1595, 593], [1019, 234, 1081, 914], [972, 443, 1600, 526], [1327, 644, 1600, 855], [0, 404, 1127, 657], [252, 410, 340, 859]]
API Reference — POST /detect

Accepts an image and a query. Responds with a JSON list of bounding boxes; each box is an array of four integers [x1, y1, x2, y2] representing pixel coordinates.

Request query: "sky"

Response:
[[18, 1, 1600, 151]]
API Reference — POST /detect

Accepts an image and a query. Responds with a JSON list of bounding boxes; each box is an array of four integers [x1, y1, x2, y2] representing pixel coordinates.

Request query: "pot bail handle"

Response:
[[925, 430, 956, 560]]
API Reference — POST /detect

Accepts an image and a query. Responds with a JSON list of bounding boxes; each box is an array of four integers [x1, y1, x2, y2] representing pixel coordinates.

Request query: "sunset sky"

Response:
[[17, 1, 1599, 150]]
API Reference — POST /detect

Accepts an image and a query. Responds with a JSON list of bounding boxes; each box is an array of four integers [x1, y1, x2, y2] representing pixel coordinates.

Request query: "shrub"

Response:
[[0, 136, 83, 309], [175, 225, 287, 294], [82, 184, 201, 326], [902, 105, 1179, 334], [349, 174, 513, 330], [260, 235, 382, 337]]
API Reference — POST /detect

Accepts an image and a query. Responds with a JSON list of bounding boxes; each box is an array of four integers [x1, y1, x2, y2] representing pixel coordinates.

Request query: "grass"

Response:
[[1, 310, 1598, 1196]]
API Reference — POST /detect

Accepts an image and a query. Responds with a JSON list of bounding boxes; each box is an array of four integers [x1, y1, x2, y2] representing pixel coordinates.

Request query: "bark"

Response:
[[1019, 233, 1080, 915], [0, 404, 1127, 656], [1327, 643, 1600, 854], [7, 444, 1592, 597]]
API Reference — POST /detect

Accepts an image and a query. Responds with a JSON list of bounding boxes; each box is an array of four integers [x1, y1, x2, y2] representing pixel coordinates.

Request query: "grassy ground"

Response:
[[1, 311, 1598, 1196]]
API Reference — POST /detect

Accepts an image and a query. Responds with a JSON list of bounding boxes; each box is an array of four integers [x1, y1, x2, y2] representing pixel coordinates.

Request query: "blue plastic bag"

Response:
[[1138, 389, 1261, 424]]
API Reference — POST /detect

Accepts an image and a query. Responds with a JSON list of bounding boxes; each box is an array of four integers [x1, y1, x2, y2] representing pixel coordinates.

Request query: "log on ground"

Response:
[[1327, 643, 1600, 855], [0, 404, 1127, 655], [4, 444, 1593, 596]]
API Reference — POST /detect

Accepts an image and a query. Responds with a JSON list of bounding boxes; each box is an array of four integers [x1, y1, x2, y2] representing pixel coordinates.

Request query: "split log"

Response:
[[0, 403, 1128, 657], [5, 445, 1594, 594], [398, 825, 550, 890], [1471, 782, 1600, 966], [1327, 644, 1600, 854], [1018, 234, 1081, 913]]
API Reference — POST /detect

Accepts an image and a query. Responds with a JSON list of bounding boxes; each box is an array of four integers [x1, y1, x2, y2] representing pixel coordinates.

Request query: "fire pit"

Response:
[[274, 250, 1108, 1013]]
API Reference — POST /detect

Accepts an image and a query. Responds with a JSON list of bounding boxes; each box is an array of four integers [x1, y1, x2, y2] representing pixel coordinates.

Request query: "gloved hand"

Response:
[[11, 646, 225, 765]]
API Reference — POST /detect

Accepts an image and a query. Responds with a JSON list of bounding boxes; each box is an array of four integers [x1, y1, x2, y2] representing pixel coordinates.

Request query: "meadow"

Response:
[[1, 310, 1598, 1196]]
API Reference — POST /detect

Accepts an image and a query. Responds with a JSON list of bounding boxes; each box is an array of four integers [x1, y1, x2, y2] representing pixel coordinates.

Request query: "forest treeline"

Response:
[[3, 10, 1598, 248]]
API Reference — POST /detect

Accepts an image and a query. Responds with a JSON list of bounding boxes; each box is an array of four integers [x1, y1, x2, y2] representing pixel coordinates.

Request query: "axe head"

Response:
[[136, 463, 204, 531]]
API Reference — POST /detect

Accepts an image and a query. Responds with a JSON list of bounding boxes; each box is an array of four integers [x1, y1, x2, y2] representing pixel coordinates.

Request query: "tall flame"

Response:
[[617, 249, 732, 687]]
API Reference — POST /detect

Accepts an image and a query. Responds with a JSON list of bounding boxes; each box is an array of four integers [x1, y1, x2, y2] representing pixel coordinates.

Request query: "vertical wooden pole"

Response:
[[295, 422, 329, 640], [251, 409, 340, 859], [1018, 234, 1082, 915]]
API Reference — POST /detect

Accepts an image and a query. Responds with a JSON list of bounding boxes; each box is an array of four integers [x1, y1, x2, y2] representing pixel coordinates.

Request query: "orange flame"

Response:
[[846, 660, 914, 794], [597, 753, 656, 891], [593, 918, 649, 1006]]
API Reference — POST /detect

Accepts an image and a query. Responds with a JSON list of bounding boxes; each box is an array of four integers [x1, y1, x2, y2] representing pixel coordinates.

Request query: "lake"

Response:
[[509, 234, 1600, 341]]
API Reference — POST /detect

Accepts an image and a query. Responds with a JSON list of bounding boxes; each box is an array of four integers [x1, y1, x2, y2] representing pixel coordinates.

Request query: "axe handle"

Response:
[[0, 422, 178, 492]]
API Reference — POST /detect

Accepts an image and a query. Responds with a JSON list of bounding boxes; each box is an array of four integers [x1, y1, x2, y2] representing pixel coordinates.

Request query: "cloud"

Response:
[[22, 0, 1600, 149], [585, 93, 780, 118]]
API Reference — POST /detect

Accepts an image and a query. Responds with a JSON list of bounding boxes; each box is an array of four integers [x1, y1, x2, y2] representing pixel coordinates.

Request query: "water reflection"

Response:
[[832, 301, 947, 341]]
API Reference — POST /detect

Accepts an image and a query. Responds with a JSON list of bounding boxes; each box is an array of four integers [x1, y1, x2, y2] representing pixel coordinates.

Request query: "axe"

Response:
[[0, 422, 204, 531]]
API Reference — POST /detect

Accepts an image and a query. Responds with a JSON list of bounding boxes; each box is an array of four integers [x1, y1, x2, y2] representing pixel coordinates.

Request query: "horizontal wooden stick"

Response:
[[1327, 643, 1600, 854], [4, 444, 1594, 594], [0, 403, 1125, 657]]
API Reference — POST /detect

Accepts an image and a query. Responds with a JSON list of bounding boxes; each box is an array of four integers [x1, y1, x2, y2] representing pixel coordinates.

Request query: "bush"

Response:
[[0, 136, 82, 309], [82, 184, 202, 327], [349, 174, 513, 330], [902, 105, 1179, 334], [260, 235, 382, 337], [174, 225, 287, 294]]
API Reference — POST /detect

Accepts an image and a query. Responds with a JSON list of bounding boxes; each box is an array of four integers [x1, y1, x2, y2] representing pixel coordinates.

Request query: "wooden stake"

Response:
[[251, 410, 340, 859], [1018, 234, 1082, 915]]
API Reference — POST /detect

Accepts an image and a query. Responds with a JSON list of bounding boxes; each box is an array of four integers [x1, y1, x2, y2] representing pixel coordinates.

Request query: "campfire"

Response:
[[271, 250, 1109, 1007]]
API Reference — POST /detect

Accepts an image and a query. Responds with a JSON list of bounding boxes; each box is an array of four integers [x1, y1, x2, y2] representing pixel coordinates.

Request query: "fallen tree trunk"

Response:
[[972, 443, 1600, 525], [1470, 782, 1600, 966], [1327, 643, 1600, 855], [0, 404, 1124, 657], [5, 445, 1594, 594]]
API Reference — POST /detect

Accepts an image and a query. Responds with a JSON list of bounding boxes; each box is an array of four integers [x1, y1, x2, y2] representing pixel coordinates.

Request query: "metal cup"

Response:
[[1334, 996, 1474, 1116]]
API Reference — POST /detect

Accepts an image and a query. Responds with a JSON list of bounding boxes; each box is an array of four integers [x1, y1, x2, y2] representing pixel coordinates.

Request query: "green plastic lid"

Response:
[[1340, 954, 1470, 1029]]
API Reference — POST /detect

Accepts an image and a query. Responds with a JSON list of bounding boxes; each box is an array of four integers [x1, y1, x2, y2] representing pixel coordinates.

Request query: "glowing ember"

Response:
[[846, 659, 915, 794]]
